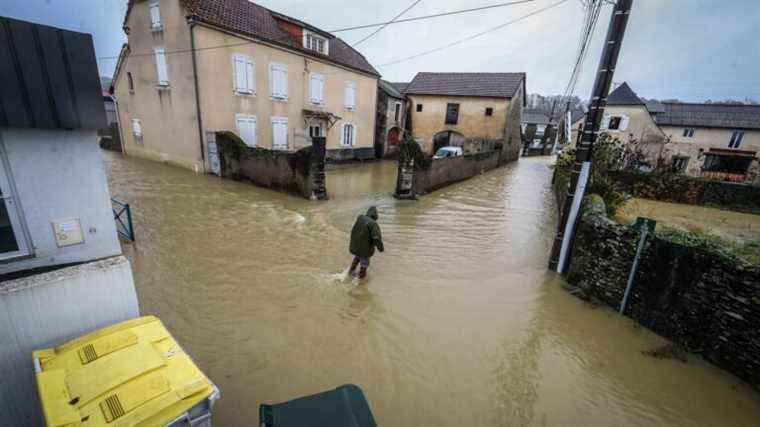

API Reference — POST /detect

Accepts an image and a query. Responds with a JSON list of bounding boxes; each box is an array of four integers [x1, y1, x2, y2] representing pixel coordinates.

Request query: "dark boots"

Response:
[[358, 266, 367, 279], [349, 257, 360, 275]]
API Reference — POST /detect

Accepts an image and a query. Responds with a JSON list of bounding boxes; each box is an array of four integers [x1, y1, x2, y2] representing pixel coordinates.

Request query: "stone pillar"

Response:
[[310, 137, 328, 200]]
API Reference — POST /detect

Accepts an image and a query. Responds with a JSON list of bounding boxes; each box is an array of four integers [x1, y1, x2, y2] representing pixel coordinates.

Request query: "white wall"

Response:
[[0, 256, 139, 426], [0, 128, 121, 275]]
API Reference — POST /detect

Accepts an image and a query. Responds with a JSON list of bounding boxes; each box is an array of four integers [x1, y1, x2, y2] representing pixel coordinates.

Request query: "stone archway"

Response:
[[432, 130, 466, 154]]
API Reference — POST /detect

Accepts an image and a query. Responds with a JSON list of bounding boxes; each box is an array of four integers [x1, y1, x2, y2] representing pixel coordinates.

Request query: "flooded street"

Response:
[[104, 152, 760, 426]]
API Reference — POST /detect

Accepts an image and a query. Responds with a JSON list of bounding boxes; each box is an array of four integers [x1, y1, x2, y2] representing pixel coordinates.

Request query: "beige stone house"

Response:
[[113, 0, 380, 171], [576, 82, 760, 183], [404, 72, 526, 155]]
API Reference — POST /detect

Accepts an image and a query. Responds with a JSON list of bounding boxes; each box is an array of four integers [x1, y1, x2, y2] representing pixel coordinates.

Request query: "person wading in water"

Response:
[[348, 206, 384, 279]]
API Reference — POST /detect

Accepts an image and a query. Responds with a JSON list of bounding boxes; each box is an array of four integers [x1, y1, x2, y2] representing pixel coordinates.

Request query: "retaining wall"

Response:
[[0, 256, 139, 426], [566, 213, 760, 390], [217, 132, 327, 199]]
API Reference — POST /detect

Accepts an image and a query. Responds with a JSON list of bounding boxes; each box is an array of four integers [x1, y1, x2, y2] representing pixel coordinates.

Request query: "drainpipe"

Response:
[[189, 19, 206, 172]]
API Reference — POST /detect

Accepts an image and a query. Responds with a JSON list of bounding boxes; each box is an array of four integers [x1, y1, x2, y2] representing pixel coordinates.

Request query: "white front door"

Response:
[[0, 154, 30, 260]]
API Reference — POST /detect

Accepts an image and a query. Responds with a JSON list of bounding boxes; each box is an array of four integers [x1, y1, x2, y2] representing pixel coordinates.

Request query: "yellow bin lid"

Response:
[[33, 316, 217, 427]]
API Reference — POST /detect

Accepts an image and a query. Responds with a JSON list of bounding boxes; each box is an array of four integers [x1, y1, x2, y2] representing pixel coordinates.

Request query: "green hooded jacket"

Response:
[[349, 206, 384, 258]]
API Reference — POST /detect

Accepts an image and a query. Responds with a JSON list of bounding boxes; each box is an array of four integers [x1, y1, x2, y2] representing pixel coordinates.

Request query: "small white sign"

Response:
[[52, 218, 85, 247]]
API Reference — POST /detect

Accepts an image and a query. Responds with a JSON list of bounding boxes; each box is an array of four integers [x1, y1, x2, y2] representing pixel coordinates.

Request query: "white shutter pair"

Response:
[[341, 123, 356, 146], [271, 117, 289, 150], [233, 54, 255, 94], [345, 82, 356, 110], [149, 1, 162, 29], [270, 63, 288, 99], [235, 114, 257, 147], [310, 73, 325, 104], [619, 115, 630, 131], [154, 47, 169, 86], [131, 119, 142, 137], [601, 114, 610, 130]]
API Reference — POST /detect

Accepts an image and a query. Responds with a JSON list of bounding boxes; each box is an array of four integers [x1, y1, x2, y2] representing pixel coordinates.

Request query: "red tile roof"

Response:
[[124, 0, 379, 77]]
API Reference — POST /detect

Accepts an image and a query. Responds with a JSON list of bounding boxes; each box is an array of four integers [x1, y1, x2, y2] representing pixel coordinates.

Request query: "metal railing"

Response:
[[111, 198, 135, 242]]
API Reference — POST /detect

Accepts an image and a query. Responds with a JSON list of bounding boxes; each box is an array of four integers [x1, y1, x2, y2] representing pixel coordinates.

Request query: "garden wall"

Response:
[[217, 132, 327, 200], [613, 171, 760, 214], [566, 213, 760, 389]]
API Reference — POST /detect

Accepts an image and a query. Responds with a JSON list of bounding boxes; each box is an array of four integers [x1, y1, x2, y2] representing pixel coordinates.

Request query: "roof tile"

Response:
[[405, 72, 525, 98]]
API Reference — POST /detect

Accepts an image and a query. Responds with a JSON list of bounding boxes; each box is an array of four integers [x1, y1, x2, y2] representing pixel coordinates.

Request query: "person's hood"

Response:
[[366, 206, 378, 220]]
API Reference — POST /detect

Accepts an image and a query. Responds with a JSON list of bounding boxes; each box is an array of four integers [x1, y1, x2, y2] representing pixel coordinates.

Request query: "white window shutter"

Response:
[[601, 114, 610, 130], [131, 119, 142, 136], [620, 115, 630, 131], [345, 83, 356, 109], [272, 118, 288, 149], [236, 115, 257, 147], [149, 1, 161, 28], [352, 124, 357, 146], [154, 48, 169, 85], [246, 60, 255, 93], [233, 55, 247, 93]]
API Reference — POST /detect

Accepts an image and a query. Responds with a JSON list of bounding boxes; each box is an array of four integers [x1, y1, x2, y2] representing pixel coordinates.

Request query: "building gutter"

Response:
[[189, 19, 206, 172]]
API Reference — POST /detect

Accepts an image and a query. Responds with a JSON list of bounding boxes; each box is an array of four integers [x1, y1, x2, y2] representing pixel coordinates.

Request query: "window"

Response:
[[445, 103, 460, 125], [127, 72, 134, 93], [235, 114, 257, 147], [310, 73, 325, 104], [344, 82, 356, 110], [394, 102, 402, 122], [131, 119, 142, 137], [0, 155, 30, 260], [603, 115, 629, 131], [342, 123, 356, 146], [154, 47, 169, 86], [149, 0, 162, 31], [485, 107, 494, 116], [269, 63, 288, 99], [416, 104, 423, 112], [608, 116, 622, 130], [729, 131, 745, 149], [232, 54, 255, 95], [271, 117, 289, 150], [304, 32, 328, 54], [309, 125, 323, 138], [683, 128, 695, 138], [671, 156, 689, 172]]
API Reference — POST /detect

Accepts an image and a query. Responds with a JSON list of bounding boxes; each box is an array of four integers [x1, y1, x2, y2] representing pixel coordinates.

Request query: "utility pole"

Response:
[[548, 0, 633, 272]]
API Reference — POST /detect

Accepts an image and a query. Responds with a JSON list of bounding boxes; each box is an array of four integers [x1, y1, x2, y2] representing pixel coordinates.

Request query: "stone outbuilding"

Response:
[[374, 79, 408, 158]]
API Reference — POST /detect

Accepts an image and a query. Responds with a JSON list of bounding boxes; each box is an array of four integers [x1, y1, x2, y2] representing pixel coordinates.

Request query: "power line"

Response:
[[377, 0, 571, 68], [96, 0, 536, 61], [330, 0, 536, 32], [352, 0, 423, 47]]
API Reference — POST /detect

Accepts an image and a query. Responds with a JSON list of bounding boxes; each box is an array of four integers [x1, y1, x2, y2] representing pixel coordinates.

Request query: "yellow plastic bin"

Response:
[[32, 316, 220, 427]]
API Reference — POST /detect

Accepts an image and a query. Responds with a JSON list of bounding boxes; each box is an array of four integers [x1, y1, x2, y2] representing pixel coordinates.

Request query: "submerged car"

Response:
[[433, 146, 463, 159]]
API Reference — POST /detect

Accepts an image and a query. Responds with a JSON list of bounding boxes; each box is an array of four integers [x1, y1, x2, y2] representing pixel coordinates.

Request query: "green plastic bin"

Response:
[[259, 384, 377, 427]]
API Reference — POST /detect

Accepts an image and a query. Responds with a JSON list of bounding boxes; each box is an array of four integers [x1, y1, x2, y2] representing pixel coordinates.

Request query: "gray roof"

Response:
[[522, 109, 552, 125], [606, 82, 644, 106], [405, 72, 525, 99], [0, 16, 105, 130], [655, 103, 760, 130], [390, 82, 409, 94], [378, 80, 405, 99], [645, 99, 665, 113], [125, 1, 380, 77]]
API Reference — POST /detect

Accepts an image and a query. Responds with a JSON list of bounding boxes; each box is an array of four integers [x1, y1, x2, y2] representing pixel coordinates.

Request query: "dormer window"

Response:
[[304, 31, 328, 55]]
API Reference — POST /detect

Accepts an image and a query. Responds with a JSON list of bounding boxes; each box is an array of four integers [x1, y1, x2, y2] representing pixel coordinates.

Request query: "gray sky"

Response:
[[1, 0, 758, 102]]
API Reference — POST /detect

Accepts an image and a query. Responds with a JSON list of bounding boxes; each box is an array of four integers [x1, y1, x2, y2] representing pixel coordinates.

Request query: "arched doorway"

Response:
[[432, 130, 465, 154], [386, 127, 401, 157]]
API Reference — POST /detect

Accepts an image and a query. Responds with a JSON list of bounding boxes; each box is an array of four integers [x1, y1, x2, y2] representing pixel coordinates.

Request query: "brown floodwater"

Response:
[[104, 152, 760, 426]]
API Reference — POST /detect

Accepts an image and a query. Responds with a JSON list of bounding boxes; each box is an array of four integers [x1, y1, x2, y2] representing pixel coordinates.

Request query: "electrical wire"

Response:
[[376, 0, 570, 68], [352, 0, 423, 47]]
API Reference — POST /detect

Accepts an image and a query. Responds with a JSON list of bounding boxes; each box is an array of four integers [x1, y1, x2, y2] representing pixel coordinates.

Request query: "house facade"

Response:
[[114, 0, 380, 171], [521, 108, 557, 155], [0, 17, 138, 425], [375, 79, 408, 158], [404, 72, 526, 156]]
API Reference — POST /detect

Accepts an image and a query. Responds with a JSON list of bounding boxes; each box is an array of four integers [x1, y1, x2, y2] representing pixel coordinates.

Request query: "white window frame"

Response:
[[271, 117, 289, 150], [149, 0, 162, 31], [729, 131, 744, 149], [345, 81, 356, 111], [309, 73, 325, 105], [303, 31, 329, 55], [154, 47, 169, 87], [0, 148, 31, 261], [269, 63, 288, 100], [131, 118, 142, 137], [341, 122, 356, 147], [235, 114, 258, 147], [232, 53, 255, 95]]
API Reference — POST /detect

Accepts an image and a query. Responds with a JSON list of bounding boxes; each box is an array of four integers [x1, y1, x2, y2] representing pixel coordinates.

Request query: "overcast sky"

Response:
[[1, 0, 758, 102]]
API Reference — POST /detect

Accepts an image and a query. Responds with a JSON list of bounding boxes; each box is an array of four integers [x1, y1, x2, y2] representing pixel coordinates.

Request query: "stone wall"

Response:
[[613, 171, 760, 214], [566, 213, 760, 390], [217, 132, 327, 200]]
